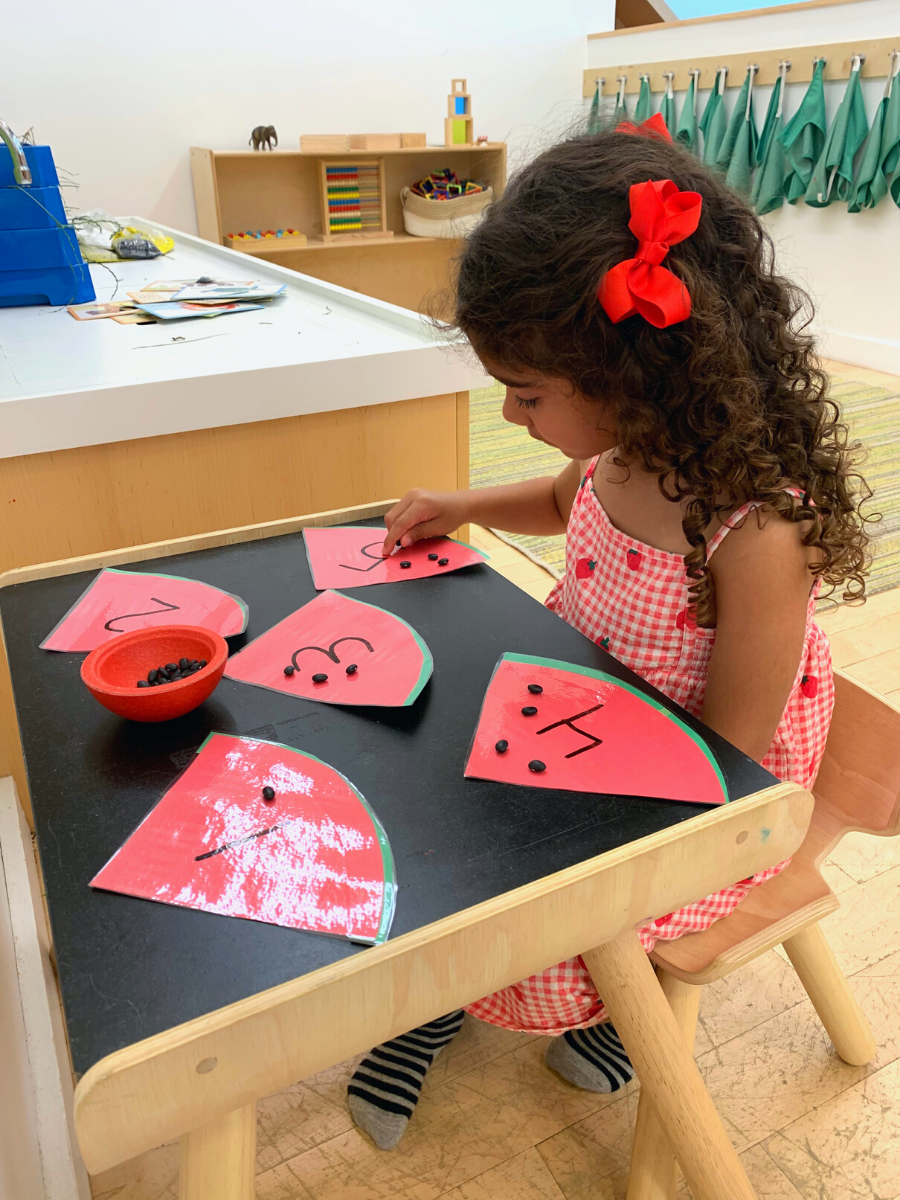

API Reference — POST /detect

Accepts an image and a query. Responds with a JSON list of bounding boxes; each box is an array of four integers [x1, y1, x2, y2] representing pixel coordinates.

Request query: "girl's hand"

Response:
[[382, 489, 470, 556]]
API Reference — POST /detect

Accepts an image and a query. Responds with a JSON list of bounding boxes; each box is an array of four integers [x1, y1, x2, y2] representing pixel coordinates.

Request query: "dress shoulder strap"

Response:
[[706, 488, 806, 558]]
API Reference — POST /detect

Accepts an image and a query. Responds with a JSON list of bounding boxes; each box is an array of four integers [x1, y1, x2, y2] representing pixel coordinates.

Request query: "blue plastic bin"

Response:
[[0, 144, 60, 188], [0, 261, 94, 307], [0, 185, 68, 229], [0, 226, 84, 270]]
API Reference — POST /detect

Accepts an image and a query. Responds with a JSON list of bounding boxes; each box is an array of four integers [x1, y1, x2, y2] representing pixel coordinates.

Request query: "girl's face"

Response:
[[484, 361, 618, 461]]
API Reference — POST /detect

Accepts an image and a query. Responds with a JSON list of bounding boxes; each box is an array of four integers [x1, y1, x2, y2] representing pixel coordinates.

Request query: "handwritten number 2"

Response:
[[104, 597, 180, 632]]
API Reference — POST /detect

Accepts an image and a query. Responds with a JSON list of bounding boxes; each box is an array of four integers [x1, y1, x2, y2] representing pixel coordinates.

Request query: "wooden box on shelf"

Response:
[[189, 142, 506, 312], [349, 134, 402, 151], [300, 134, 350, 153]]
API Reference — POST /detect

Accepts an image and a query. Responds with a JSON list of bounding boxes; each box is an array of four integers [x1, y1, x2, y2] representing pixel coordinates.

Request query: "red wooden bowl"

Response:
[[80, 625, 228, 722]]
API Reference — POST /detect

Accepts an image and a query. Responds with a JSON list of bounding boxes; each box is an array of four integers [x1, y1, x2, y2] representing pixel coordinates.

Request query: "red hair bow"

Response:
[[615, 112, 672, 141], [597, 179, 702, 329]]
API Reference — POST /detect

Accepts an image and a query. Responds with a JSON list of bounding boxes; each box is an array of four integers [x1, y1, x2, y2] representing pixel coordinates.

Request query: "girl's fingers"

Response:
[[382, 503, 429, 555], [397, 517, 448, 546], [382, 506, 444, 554]]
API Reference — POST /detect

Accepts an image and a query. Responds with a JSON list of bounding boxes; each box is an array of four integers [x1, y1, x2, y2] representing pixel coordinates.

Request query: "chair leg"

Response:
[[627, 969, 701, 1200], [583, 931, 755, 1200], [782, 920, 876, 1066], [179, 1103, 256, 1200]]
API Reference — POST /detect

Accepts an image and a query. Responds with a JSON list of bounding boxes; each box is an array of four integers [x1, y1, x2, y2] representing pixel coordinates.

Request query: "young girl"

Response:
[[347, 119, 869, 1150]]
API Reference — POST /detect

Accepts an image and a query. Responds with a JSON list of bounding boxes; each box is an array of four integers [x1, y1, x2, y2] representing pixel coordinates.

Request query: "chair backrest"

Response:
[[806, 669, 900, 864]]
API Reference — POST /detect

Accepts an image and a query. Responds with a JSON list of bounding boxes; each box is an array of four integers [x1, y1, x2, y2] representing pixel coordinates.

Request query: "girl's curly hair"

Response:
[[451, 129, 872, 623]]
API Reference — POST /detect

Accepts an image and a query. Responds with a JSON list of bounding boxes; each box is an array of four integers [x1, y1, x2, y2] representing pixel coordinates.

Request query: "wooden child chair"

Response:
[[626, 668, 900, 1199]]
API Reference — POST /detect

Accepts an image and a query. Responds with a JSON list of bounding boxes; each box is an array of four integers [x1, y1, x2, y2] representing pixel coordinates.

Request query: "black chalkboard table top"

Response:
[[0, 504, 812, 1197], [0, 510, 781, 1078]]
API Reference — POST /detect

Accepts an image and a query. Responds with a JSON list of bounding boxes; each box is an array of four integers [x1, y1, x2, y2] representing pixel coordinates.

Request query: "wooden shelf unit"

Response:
[[190, 144, 506, 312]]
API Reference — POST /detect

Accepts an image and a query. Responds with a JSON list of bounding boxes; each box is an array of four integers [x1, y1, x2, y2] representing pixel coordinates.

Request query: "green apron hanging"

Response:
[[851, 51, 900, 210], [587, 78, 603, 135], [675, 71, 701, 152], [779, 58, 827, 203], [721, 67, 759, 193], [661, 73, 677, 135], [613, 76, 630, 126], [806, 56, 867, 206], [634, 76, 653, 125], [700, 68, 728, 166], [751, 65, 789, 214]]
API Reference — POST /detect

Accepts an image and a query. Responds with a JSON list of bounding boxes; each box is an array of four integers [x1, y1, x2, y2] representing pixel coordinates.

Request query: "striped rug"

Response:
[[470, 376, 900, 596]]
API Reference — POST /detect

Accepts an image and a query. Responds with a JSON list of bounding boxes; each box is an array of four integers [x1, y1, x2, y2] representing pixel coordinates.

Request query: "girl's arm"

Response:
[[381, 459, 583, 555], [702, 513, 815, 763]]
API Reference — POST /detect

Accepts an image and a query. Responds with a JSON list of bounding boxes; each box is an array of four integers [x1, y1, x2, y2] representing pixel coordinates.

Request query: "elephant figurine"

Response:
[[249, 125, 278, 151]]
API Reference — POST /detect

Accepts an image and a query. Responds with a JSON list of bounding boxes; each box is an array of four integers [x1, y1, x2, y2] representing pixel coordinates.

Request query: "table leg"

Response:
[[583, 931, 755, 1200], [626, 969, 701, 1200], [179, 1103, 256, 1200]]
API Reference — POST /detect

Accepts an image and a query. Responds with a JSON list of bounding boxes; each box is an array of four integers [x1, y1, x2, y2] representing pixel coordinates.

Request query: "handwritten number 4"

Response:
[[537, 703, 604, 758]]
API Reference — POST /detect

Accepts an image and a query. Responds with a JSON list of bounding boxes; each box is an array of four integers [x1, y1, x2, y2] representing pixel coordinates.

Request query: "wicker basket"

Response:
[[400, 186, 493, 239]]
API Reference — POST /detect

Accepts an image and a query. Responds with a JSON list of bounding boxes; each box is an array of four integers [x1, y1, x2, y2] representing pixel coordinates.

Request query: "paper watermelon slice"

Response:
[[303, 526, 487, 591], [465, 653, 729, 806], [42, 568, 248, 652], [224, 589, 432, 707], [90, 732, 396, 944]]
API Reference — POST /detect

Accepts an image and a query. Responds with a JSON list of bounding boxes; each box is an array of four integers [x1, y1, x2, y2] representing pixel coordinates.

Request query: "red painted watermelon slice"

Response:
[[224, 589, 432, 707], [90, 732, 396, 944], [303, 526, 487, 591], [464, 653, 728, 806], [41, 568, 248, 652]]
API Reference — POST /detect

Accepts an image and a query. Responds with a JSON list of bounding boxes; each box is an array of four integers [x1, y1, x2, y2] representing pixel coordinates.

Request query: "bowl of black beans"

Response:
[[80, 625, 228, 722]]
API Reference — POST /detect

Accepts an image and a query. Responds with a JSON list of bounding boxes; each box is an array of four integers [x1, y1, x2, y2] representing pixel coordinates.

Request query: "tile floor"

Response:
[[91, 359, 900, 1198]]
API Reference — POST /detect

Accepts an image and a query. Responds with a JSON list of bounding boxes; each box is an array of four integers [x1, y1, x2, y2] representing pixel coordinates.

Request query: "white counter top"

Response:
[[0, 222, 488, 459]]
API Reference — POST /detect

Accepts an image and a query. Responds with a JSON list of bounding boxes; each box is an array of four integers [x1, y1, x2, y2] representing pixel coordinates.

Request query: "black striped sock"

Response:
[[348, 1010, 465, 1149], [545, 1022, 635, 1093]]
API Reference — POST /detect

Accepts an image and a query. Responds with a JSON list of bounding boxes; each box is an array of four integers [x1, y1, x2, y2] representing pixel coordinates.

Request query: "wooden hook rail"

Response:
[[582, 36, 900, 96]]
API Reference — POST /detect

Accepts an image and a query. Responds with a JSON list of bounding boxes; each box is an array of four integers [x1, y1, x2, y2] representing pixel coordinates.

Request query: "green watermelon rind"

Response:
[[447, 536, 490, 562], [196, 732, 396, 944], [328, 591, 433, 706], [499, 653, 730, 804]]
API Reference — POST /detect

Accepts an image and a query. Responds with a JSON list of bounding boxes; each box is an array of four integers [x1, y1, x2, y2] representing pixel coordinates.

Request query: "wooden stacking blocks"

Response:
[[445, 79, 474, 147]]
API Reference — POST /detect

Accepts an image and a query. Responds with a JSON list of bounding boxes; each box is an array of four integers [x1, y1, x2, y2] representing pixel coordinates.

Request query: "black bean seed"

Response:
[[179, 658, 189, 670], [438, 557, 449, 566], [396, 540, 402, 546], [312, 673, 328, 683], [284, 665, 295, 676], [199, 660, 207, 668], [521, 706, 538, 716], [495, 739, 508, 753], [190, 660, 200, 669], [346, 664, 358, 675], [165, 663, 178, 672], [527, 684, 543, 694], [400, 561, 412, 568], [428, 553, 438, 561], [148, 668, 158, 683], [137, 679, 149, 688], [262, 786, 275, 801], [528, 760, 546, 773]]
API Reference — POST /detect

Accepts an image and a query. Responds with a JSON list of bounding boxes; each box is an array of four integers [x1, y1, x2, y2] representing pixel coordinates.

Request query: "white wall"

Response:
[[1, 0, 609, 234], [587, 0, 900, 374]]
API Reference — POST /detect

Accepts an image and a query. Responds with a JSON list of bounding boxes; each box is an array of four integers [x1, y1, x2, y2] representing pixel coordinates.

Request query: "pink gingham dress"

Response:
[[466, 458, 833, 1034]]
